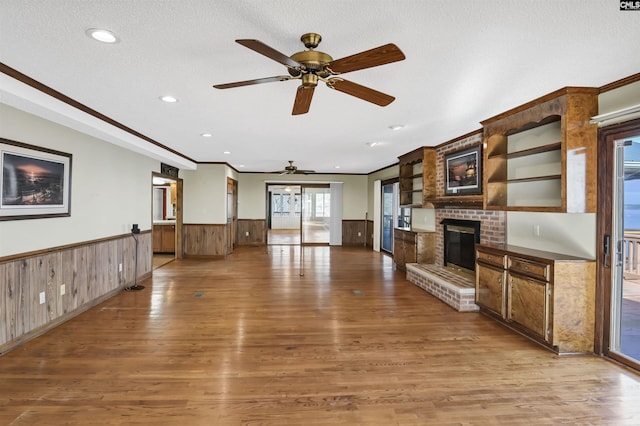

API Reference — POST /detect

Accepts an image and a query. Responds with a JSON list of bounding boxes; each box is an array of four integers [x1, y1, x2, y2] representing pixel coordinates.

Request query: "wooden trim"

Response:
[[0, 230, 151, 264], [598, 72, 640, 93], [481, 87, 599, 125], [0, 63, 196, 164], [398, 147, 425, 165]]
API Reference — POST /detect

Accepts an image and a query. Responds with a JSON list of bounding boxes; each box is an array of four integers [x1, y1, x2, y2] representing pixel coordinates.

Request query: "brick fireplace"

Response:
[[406, 208, 505, 313]]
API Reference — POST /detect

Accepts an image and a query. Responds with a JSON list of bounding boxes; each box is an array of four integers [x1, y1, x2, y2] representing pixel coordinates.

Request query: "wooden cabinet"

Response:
[[481, 87, 598, 212], [507, 272, 551, 341], [476, 244, 595, 354], [153, 223, 175, 253], [398, 146, 438, 207], [394, 229, 416, 270], [399, 148, 424, 206], [393, 229, 435, 270], [476, 251, 506, 317]]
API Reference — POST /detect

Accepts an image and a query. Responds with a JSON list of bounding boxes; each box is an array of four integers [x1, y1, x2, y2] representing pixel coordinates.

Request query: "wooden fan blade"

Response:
[[328, 43, 405, 74], [293, 169, 316, 174], [213, 75, 292, 89], [292, 85, 315, 115], [236, 39, 302, 69], [327, 79, 395, 106]]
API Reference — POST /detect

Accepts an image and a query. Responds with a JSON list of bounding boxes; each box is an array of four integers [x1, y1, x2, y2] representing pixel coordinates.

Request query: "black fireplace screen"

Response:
[[441, 219, 481, 272]]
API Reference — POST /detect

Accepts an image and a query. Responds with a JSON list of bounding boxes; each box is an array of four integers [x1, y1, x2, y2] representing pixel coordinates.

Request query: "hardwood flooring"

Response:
[[1, 246, 639, 425]]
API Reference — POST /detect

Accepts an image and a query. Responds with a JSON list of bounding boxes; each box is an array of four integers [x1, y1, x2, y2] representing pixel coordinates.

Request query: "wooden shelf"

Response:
[[488, 141, 562, 160], [481, 87, 598, 213], [425, 195, 483, 209], [506, 174, 561, 184]]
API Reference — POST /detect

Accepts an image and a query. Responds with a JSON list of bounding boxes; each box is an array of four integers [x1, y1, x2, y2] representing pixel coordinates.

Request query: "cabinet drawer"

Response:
[[508, 256, 549, 281], [476, 249, 505, 268]]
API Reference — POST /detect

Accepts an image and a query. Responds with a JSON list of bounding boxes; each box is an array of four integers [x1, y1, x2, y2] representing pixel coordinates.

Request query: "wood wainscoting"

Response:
[[237, 219, 266, 246], [183, 223, 229, 256], [342, 219, 369, 246], [0, 231, 152, 354]]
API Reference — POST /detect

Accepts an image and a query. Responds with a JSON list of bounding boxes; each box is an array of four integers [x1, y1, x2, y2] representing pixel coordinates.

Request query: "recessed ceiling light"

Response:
[[388, 124, 404, 131], [223, 151, 231, 155], [335, 165, 341, 169], [86, 28, 119, 43], [366, 141, 385, 147], [201, 133, 212, 138], [160, 95, 178, 103], [238, 165, 245, 168]]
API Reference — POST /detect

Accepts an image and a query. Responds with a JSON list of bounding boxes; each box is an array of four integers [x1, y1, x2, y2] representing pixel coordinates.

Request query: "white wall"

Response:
[[181, 164, 229, 224], [367, 164, 398, 217], [0, 104, 158, 257], [236, 173, 368, 220], [507, 212, 596, 259], [599, 80, 640, 116]]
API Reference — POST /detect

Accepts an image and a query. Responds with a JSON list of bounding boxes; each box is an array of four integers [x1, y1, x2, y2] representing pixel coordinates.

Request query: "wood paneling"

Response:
[[342, 219, 367, 246], [182, 224, 227, 256], [237, 219, 266, 245], [0, 233, 151, 354]]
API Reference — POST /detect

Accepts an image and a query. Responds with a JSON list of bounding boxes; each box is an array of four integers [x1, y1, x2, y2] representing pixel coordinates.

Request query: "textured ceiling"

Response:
[[1, 0, 639, 173]]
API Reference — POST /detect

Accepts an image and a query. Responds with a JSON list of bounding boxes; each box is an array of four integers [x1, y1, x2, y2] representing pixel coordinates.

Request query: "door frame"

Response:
[[596, 117, 640, 371], [151, 172, 183, 259]]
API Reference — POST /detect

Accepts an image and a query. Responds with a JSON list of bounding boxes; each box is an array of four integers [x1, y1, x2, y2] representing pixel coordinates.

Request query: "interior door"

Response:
[[598, 118, 640, 370], [301, 184, 330, 245]]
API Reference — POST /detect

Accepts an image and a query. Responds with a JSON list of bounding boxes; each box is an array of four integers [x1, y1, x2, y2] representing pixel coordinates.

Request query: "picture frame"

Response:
[[444, 144, 482, 196], [1, 138, 72, 220]]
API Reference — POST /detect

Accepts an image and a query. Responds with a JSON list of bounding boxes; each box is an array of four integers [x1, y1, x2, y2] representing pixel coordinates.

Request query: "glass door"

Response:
[[301, 185, 330, 245], [610, 134, 640, 364], [381, 181, 397, 253]]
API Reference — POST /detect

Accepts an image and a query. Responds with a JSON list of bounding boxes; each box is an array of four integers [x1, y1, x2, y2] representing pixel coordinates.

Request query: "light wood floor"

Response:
[[2, 246, 640, 425]]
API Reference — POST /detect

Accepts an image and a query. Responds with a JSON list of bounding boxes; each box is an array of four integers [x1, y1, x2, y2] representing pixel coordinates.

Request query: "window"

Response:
[[315, 192, 330, 217], [272, 193, 292, 217]]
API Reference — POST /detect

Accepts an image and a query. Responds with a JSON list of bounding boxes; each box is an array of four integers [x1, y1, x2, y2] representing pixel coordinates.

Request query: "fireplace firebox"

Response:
[[441, 219, 481, 272]]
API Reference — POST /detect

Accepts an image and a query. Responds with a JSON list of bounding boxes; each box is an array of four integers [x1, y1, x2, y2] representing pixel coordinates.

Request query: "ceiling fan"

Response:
[[273, 161, 315, 175], [213, 33, 406, 115]]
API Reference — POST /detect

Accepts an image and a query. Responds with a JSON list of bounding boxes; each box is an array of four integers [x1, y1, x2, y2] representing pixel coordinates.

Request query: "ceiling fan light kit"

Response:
[[213, 33, 405, 115]]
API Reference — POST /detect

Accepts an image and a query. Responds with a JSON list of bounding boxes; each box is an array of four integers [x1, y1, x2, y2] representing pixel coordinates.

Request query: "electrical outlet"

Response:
[[245, 231, 249, 236], [358, 232, 361, 237], [118, 263, 123, 272], [60, 284, 65, 296], [533, 224, 540, 237], [39, 291, 45, 304]]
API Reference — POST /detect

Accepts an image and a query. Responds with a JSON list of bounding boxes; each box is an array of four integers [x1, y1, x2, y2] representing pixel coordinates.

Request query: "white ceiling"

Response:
[[1, 1, 639, 174]]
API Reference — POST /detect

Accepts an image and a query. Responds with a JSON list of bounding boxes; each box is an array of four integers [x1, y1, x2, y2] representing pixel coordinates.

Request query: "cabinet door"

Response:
[[508, 273, 551, 341], [476, 262, 505, 317], [153, 225, 162, 252], [393, 236, 405, 268], [404, 240, 417, 264], [161, 225, 176, 252]]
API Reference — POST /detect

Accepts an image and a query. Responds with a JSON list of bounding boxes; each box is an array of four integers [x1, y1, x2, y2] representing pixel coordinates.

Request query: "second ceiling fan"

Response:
[[213, 33, 406, 115]]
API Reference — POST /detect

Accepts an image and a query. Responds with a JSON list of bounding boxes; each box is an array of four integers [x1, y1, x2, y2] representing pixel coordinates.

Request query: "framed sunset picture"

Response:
[[1, 138, 72, 220]]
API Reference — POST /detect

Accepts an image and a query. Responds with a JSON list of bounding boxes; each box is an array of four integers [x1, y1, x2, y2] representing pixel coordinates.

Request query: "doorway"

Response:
[[301, 185, 330, 245], [151, 173, 182, 269], [266, 183, 331, 245], [598, 118, 640, 370]]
